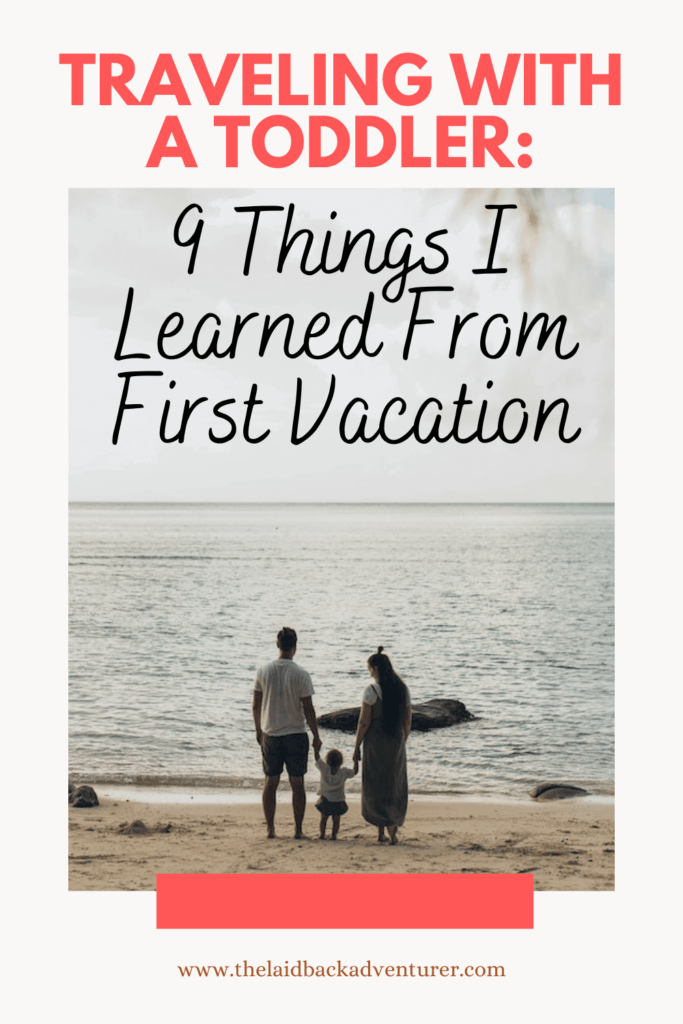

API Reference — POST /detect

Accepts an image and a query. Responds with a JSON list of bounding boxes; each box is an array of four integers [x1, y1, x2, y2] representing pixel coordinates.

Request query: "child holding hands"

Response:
[[314, 748, 358, 839]]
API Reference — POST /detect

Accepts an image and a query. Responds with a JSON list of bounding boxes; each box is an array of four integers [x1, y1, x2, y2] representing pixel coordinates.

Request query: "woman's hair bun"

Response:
[[377, 645, 384, 654]]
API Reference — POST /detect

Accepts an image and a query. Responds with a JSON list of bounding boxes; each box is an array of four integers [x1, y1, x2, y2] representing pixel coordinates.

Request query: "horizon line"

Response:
[[68, 499, 615, 506]]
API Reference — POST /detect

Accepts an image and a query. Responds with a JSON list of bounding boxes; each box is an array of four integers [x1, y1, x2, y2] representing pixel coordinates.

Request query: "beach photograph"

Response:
[[69, 189, 614, 891]]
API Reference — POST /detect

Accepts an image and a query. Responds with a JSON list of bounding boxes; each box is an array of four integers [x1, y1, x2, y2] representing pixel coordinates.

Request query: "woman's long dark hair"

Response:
[[367, 647, 408, 736]]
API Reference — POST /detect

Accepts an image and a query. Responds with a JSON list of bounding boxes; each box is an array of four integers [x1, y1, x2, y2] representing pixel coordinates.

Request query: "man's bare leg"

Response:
[[290, 776, 306, 838], [262, 775, 280, 838]]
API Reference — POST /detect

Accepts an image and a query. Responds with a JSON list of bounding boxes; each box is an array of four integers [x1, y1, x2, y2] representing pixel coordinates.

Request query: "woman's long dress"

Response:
[[361, 691, 408, 828]]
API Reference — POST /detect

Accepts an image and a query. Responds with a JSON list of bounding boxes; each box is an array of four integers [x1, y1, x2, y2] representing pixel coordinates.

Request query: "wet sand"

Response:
[[68, 791, 614, 891]]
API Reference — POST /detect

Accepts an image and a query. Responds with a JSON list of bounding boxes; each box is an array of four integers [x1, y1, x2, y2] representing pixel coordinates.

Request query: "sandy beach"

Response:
[[68, 790, 614, 892]]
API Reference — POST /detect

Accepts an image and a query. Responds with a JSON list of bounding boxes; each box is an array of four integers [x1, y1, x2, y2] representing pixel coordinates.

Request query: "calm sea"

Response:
[[69, 503, 614, 798]]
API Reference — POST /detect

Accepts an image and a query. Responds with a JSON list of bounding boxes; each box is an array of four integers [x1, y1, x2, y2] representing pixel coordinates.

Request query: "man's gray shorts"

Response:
[[261, 733, 309, 777]]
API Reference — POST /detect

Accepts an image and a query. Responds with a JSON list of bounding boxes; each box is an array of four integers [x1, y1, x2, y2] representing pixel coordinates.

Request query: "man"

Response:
[[253, 626, 322, 839]]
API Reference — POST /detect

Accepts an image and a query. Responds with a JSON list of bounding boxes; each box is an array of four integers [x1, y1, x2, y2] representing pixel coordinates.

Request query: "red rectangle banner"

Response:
[[157, 873, 533, 929]]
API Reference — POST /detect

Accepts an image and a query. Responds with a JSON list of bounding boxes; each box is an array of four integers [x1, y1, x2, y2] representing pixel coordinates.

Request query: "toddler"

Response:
[[314, 748, 358, 839]]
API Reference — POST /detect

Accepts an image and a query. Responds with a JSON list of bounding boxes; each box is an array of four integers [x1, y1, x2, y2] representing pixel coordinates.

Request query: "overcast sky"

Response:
[[69, 188, 613, 501]]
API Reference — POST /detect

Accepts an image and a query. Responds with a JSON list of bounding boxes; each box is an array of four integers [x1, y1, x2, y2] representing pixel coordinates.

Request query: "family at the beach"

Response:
[[253, 627, 411, 843]]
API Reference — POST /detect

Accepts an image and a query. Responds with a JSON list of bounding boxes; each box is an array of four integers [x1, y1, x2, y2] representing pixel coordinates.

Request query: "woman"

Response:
[[352, 647, 412, 844]]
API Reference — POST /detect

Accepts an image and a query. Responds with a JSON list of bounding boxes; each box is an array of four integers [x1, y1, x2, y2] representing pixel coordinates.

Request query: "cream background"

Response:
[[5, 1, 677, 1020]]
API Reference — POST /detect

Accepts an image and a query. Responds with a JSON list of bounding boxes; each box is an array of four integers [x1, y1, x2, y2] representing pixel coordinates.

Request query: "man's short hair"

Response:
[[277, 626, 297, 651]]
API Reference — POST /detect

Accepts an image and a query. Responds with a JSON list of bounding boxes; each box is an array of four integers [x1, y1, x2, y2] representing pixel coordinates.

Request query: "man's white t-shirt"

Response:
[[254, 659, 315, 736]]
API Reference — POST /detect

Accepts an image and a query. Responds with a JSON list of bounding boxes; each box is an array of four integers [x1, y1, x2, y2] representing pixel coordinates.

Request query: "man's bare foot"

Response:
[[331, 833, 338, 840], [388, 825, 398, 845], [294, 828, 305, 839], [267, 827, 276, 839]]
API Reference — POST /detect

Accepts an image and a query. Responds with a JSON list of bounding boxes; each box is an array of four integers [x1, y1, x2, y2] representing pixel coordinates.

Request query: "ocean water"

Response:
[[69, 503, 614, 798]]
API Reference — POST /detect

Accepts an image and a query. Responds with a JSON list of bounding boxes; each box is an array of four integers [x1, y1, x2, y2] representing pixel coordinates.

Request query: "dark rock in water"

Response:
[[318, 707, 362, 732], [412, 699, 476, 731], [318, 698, 476, 733], [69, 784, 99, 808], [529, 783, 589, 801]]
